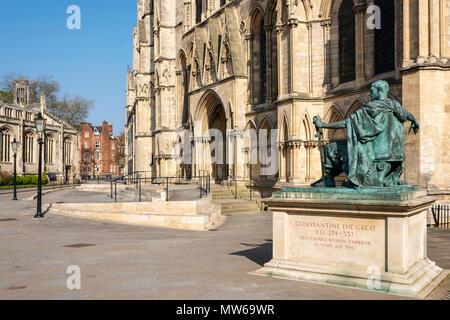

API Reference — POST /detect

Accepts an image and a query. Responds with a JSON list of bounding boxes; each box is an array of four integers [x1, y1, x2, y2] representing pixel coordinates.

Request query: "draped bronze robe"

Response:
[[345, 98, 408, 187]]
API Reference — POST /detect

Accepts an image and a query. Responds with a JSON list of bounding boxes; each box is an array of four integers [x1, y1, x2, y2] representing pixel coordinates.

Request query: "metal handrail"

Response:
[[110, 173, 210, 203], [227, 178, 264, 201]]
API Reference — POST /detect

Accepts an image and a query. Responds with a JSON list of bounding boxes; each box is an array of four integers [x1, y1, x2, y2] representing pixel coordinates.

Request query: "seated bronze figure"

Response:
[[312, 80, 420, 188]]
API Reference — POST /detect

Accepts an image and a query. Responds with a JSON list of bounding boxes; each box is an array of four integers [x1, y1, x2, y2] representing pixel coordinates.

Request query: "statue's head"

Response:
[[370, 80, 390, 101]]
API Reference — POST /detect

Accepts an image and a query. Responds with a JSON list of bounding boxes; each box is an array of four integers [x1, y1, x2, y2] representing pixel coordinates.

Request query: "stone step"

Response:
[[221, 202, 259, 209], [213, 195, 261, 200], [218, 200, 263, 215], [211, 191, 234, 196], [212, 195, 235, 200]]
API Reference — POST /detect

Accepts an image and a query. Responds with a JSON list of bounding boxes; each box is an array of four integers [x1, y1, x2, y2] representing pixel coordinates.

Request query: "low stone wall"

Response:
[[47, 195, 223, 231], [77, 184, 126, 193]]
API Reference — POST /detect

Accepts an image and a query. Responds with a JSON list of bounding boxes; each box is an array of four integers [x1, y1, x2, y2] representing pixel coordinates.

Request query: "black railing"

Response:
[[109, 172, 210, 203], [229, 179, 264, 201], [431, 204, 450, 228], [198, 170, 211, 199]]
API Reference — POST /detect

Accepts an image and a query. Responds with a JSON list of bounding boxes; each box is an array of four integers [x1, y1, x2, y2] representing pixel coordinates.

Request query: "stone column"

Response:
[[264, 25, 273, 104], [307, 140, 322, 183], [288, 18, 298, 95], [304, 142, 314, 182], [402, 0, 411, 67], [291, 141, 305, 184], [418, 0, 429, 58], [234, 129, 245, 180], [279, 144, 286, 183], [429, 0, 440, 58], [275, 25, 283, 97], [306, 22, 313, 95]]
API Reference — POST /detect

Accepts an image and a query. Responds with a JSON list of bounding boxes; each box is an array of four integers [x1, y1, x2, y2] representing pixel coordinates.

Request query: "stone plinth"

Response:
[[255, 188, 448, 298]]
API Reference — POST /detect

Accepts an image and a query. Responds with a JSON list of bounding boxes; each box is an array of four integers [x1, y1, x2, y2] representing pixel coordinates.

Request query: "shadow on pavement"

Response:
[[230, 240, 273, 266]]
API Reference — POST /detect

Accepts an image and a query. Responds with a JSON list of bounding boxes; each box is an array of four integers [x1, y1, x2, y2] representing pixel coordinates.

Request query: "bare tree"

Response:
[[29, 75, 60, 106], [50, 94, 94, 127], [1, 72, 93, 127]]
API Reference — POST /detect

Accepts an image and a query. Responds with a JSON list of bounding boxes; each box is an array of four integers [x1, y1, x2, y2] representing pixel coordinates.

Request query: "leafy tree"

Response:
[[116, 131, 126, 168], [0, 90, 13, 103]]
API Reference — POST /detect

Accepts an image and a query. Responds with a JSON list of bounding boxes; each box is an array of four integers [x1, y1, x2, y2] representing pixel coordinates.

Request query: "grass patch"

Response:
[[0, 184, 62, 190]]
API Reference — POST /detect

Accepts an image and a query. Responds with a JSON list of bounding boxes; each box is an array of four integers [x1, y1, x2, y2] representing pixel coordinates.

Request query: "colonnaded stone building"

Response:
[[125, 0, 449, 193], [0, 80, 80, 183]]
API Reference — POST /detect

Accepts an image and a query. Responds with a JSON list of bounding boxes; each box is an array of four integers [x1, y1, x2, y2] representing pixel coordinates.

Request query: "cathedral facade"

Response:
[[126, 0, 449, 192]]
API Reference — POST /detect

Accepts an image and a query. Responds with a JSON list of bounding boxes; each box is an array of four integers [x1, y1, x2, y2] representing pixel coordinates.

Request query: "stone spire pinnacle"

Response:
[[40, 91, 47, 114]]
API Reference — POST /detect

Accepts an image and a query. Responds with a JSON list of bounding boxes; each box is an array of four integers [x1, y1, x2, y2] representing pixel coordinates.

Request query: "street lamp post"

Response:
[[34, 112, 46, 219], [11, 138, 19, 201], [92, 158, 96, 180]]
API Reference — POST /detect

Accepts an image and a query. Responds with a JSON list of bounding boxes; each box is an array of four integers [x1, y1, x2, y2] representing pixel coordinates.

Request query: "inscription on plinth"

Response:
[[284, 214, 385, 269]]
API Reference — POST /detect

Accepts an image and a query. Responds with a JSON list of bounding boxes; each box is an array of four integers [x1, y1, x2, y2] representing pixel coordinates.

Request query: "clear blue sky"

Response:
[[0, 0, 136, 135]]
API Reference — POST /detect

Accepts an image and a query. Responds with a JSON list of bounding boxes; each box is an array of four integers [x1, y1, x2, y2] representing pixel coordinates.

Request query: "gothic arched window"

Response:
[[375, 0, 395, 74], [25, 132, 35, 163], [339, 0, 356, 83], [64, 138, 72, 165], [45, 135, 54, 164], [196, 0, 202, 23], [251, 11, 266, 105], [0, 129, 12, 162]]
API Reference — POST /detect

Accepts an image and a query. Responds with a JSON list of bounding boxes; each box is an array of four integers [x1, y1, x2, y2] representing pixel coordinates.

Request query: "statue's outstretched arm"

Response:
[[322, 120, 347, 129], [406, 111, 420, 134], [406, 111, 417, 123], [313, 116, 346, 130]]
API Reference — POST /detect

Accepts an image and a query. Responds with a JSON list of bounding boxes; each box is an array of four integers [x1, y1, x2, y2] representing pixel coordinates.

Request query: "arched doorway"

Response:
[[195, 91, 229, 183], [209, 105, 227, 182]]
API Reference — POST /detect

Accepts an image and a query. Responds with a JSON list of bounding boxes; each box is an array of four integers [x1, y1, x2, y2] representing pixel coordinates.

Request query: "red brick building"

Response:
[[79, 121, 121, 178]]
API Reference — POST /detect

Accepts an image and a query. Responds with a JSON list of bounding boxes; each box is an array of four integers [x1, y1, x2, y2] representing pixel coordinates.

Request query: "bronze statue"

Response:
[[312, 80, 419, 188]]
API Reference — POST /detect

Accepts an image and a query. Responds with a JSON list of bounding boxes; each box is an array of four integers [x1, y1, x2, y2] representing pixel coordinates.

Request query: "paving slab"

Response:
[[0, 189, 448, 300]]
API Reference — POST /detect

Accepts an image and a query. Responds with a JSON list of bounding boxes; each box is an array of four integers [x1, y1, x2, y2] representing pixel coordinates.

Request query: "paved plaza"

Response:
[[0, 189, 449, 300]]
